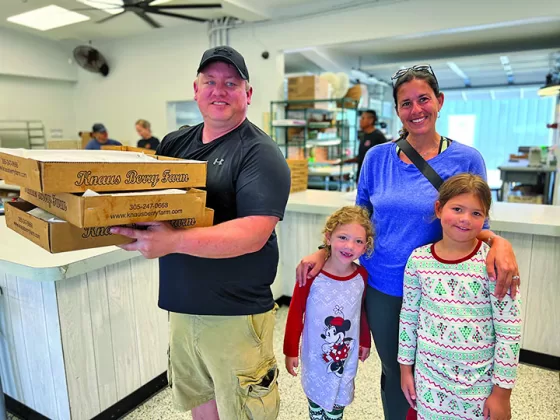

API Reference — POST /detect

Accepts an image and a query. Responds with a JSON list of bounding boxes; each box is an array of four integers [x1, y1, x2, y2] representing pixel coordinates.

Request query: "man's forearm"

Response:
[[174, 216, 276, 258]]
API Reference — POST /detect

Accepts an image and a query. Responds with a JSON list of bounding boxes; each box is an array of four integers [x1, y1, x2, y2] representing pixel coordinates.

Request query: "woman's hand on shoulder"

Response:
[[296, 249, 327, 286], [485, 236, 519, 299]]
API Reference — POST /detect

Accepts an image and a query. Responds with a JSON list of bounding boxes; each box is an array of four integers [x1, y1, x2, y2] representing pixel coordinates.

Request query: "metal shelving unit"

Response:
[[0, 120, 46, 149], [270, 98, 359, 191]]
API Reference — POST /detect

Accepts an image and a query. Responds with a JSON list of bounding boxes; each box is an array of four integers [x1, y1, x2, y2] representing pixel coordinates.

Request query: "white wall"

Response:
[[73, 25, 209, 145], [0, 75, 77, 141], [0, 28, 77, 142], [0, 27, 76, 82]]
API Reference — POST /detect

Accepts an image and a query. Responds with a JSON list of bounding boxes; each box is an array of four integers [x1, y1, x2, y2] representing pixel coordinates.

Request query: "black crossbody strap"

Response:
[[396, 137, 444, 191]]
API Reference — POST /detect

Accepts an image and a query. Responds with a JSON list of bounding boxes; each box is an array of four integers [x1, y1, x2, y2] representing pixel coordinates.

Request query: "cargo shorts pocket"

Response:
[[236, 360, 280, 420]]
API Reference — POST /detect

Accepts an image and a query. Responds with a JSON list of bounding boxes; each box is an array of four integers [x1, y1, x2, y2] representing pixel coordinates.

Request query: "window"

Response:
[[437, 87, 556, 171], [447, 115, 476, 147]]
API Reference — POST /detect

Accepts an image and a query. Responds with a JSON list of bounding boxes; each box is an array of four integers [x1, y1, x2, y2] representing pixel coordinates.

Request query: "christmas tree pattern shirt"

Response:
[[398, 241, 522, 420]]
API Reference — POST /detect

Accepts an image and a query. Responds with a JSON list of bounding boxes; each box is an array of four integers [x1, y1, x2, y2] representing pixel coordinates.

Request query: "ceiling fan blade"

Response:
[[123, 0, 138, 5], [135, 11, 162, 28], [78, 0, 124, 6], [147, 9, 208, 22], [96, 11, 126, 24], [72, 6, 123, 11], [148, 3, 222, 10]]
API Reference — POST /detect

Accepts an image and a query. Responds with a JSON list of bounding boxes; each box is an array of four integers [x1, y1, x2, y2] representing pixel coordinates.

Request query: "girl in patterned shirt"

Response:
[[283, 206, 374, 420], [398, 173, 522, 420]]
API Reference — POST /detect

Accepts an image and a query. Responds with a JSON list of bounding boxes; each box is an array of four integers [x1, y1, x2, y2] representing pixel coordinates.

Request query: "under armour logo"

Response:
[[213, 158, 224, 165]]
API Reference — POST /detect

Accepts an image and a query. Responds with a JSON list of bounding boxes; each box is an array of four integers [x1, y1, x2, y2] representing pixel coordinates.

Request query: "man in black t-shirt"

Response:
[[112, 46, 290, 420], [346, 110, 387, 181], [135, 119, 160, 150]]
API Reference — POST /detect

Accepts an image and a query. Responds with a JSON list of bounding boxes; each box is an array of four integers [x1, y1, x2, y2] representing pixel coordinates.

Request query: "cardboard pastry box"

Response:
[[20, 187, 207, 228], [0, 149, 206, 193], [101, 145, 156, 155], [5, 201, 215, 254]]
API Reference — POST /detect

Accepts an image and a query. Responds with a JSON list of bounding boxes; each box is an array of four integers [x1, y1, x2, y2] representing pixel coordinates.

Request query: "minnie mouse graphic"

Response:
[[321, 305, 354, 377]]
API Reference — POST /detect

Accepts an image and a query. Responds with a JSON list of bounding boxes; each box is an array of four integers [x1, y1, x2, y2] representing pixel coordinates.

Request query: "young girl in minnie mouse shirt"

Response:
[[284, 206, 373, 420]]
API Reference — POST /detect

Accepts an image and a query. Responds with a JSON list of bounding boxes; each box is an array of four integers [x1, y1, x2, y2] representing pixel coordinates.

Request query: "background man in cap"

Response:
[[85, 123, 122, 150], [112, 46, 290, 420], [345, 110, 387, 181]]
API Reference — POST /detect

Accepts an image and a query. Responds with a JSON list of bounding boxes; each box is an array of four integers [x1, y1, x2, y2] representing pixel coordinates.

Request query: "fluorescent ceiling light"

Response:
[[447, 62, 468, 80], [76, 0, 172, 15], [7, 5, 90, 31]]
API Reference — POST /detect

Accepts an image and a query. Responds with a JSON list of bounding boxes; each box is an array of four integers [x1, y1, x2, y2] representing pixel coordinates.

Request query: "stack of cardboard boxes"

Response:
[[0, 148, 212, 253], [287, 75, 330, 110], [286, 159, 308, 193]]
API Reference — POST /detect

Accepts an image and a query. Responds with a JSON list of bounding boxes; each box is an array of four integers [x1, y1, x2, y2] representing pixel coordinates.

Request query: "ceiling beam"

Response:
[[447, 61, 471, 87], [297, 47, 350, 73], [221, 0, 269, 22], [359, 37, 560, 68]]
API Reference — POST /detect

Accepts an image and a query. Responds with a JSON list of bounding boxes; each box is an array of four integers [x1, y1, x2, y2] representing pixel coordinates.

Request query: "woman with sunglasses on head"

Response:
[[295, 65, 520, 420]]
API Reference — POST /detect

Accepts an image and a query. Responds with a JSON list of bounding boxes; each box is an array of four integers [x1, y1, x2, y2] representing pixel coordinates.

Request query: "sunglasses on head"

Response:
[[391, 65, 439, 88]]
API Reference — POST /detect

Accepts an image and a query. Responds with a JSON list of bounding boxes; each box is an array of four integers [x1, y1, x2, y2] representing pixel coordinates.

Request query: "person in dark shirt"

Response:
[[346, 110, 387, 181], [135, 119, 160, 150], [85, 123, 121, 150], [111, 46, 290, 420]]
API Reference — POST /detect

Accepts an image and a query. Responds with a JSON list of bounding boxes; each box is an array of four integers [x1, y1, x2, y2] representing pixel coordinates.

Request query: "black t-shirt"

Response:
[[357, 129, 387, 180], [137, 136, 160, 150], [156, 119, 291, 315]]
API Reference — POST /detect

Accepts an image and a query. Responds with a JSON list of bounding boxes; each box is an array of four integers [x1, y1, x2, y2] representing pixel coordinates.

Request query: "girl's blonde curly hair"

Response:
[[322, 205, 374, 258]]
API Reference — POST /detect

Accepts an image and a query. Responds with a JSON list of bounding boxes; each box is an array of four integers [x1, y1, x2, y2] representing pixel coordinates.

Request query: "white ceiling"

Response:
[[1, 0, 258, 41], [285, 18, 560, 89], [0, 0, 378, 42], [2, 0, 559, 89]]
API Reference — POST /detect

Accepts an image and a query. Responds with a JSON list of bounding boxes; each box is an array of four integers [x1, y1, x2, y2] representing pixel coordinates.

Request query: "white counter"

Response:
[[286, 190, 560, 237], [0, 217, 161, 420], [0, 221, 141, 280]]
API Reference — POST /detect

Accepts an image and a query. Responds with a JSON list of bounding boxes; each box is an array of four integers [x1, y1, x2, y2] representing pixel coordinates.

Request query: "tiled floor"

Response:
[[122, 306, 560, 420], [7, 306, 559, 419]]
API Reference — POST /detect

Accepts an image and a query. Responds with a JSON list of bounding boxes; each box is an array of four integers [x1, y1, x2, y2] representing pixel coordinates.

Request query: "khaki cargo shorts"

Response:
[[168, 304, 280, 420]]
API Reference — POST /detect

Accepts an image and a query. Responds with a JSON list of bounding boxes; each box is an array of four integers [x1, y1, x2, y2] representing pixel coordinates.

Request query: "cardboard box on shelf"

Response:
[[101, 145, 156, 155], [287, 146, 305, 160], [506, 194, 544, 204], [286, 159, 308, 193], [0, 149, 206, 193], [287, 76, 330, 110], [47, 140, 81, 150], [80, 131, 92, 149], [5, 201, 215, 254], [20, 187, 206, 228]]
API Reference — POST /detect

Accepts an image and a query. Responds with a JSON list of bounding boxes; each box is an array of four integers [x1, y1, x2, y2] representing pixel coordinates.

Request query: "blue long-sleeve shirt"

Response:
[[356, 140, 488, 297]]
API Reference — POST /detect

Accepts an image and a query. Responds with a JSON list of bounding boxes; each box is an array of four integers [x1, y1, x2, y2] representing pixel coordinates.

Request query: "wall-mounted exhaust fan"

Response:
[[73, 45, 109, 76], [77, 0, 222, 28]]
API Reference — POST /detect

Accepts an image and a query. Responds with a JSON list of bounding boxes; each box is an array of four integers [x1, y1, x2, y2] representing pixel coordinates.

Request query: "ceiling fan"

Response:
[[76, 0, 222, 28]]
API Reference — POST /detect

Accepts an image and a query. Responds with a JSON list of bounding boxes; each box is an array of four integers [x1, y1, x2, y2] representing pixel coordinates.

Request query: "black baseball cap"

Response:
[[92, 123, 107, 133], [197, 46, 249, 81]]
